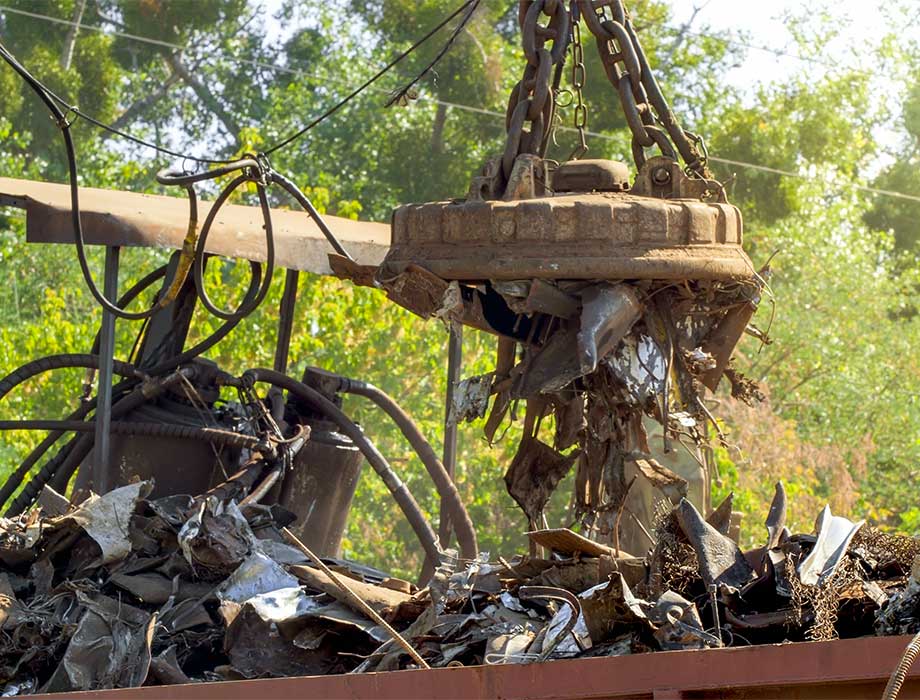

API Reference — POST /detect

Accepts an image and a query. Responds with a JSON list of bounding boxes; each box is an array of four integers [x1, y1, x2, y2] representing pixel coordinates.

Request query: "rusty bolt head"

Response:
[[652, 166, 672, 185]]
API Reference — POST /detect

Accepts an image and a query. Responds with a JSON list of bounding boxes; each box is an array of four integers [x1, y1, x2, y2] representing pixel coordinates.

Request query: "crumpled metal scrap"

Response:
[[0, 477, 917, 693]]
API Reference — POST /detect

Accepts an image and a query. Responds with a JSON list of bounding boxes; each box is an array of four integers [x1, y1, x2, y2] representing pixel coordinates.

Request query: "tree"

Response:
[[2, 0, 920, 575]]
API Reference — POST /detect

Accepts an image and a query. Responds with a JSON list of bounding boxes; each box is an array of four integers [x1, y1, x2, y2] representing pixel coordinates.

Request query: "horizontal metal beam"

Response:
[[0, 177, 390, 275]]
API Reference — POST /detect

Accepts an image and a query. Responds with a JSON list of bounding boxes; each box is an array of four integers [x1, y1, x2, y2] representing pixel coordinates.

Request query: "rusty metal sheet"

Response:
[[526, 528, 632, 559], [0, 177, 390, 275], [26, 635, 920, 699]]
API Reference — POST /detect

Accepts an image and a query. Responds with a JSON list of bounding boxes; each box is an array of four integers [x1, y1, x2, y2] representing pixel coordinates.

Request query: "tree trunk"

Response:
[[431, 102, 449, 155], [60, 0, 88, 71]]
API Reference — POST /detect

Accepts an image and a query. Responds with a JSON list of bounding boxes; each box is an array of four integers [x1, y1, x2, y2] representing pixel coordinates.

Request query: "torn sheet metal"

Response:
[[178, 498, 253, 576], [648, 591, 717, 650], [63, 481, 151, 565], [42, 592, 154, 693], [217, 551, 300, 607], [493, 279, 580, 320], [605, 333, 667, 405], [448, 373, 494, 426], [798, 505, 865, 586], [504, 438, 579, 523], [577, 284, 642, 377], [526, 528, 622, 559], [676, 499, 754, 590], [290, 564, 411, 616], [765, 482, 787, 550]]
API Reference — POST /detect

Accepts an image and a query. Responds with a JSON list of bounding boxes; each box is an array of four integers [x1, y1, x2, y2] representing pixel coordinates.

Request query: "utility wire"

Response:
[[0, 0, 480, 162], [2, 3, 919, 205]]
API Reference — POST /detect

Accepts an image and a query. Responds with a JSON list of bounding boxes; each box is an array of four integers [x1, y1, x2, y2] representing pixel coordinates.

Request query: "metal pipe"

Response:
[[273, 269, 300, 374], [93, 245, 119, 494], [238, 368, 442, 568], [439, 321, 463, 547]]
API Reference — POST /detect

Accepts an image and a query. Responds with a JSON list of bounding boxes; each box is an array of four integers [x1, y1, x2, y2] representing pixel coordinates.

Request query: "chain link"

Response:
[[577, 0, 708, 177], [494, 0, 710, 197], [500, 0, 572, 180], [568, 2, 589, 161]]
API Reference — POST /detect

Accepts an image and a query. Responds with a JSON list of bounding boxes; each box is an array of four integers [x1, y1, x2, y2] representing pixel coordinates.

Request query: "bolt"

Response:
[[652, 166, 671, 185]]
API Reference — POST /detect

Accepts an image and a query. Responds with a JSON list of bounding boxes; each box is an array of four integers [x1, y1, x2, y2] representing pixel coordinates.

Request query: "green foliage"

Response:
[[1, 1, 920, 575]]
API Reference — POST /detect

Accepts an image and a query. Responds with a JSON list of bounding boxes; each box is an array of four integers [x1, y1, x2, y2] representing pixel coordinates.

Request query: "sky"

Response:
[[669, 0, 916, 89]]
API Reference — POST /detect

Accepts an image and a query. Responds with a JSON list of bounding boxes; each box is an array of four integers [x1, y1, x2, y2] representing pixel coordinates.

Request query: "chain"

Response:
[[568, 2, 589, 161], [577, 0, 708, 178], [500, 0, 572, 180]]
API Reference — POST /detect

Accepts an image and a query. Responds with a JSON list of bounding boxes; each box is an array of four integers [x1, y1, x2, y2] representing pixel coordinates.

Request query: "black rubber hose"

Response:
[[145, 263, 263, 377], [239, 368, 441, 566], [89, 264, 169, 356], [0, 41, 200, 320], [0, 354, 143, 403], [0, 402, 93, 510], [2, 259, 260, 508], [0, 420, 259, 449], [192, 174, 274, 321], [340, 378, 477, 562], [270, 172, 352, 260]]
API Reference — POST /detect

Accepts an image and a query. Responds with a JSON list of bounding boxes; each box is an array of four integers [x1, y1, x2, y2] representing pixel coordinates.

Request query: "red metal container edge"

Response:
[[30, 635, 920, 700]]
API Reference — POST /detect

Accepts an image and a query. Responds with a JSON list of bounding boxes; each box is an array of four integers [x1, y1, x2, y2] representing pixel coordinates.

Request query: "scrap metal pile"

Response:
[[0, 479, 919, 693]]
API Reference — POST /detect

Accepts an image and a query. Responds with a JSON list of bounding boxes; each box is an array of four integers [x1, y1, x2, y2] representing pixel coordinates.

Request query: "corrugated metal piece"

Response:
[[0, 177, 390, 275], [29, 635, 920, 699]]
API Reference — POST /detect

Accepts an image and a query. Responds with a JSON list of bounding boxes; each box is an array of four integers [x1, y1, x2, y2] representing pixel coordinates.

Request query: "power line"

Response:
[[2, 3, 919, 205], [0, 0, 480, 162]]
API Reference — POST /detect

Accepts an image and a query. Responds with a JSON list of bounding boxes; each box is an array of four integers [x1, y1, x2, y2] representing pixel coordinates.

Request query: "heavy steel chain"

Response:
[[500, 0, 572, 180], [568, 1, 589, 160], [576, 0, 708, 177]]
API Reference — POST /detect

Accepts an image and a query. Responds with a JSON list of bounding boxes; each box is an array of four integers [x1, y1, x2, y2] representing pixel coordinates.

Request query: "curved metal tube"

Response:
[[238, 368, 441, 568], [0, 354, 142, 403], [192, 174, 274, 321], [340, 378, 477, 562]]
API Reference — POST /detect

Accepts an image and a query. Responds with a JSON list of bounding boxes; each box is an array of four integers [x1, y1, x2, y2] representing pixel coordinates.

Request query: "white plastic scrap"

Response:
[[798, 505, 865, 586]]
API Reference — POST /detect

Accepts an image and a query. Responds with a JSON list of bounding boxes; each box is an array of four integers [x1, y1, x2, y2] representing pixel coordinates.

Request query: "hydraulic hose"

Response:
[[146, 261, 264, 376], [270, 172, 352, 260], [238, 368, 441, 566], [0, 402, 93, 510], [882, 630, 920, 700], [89, 264, 169, 356], [0, 420, 260, 449], [341, 378, 477, 562], [0, 41, 198, 320], [192, 173, 274, 321], [0, 354, 143, 403]]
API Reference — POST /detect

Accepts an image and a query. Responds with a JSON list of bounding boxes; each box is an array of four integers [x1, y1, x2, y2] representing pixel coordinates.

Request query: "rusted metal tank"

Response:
[[28, 636, 920, 699], [279, 419, 363, 558]]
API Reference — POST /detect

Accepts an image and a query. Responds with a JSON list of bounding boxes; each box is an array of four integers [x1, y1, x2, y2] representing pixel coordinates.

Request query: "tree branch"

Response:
[[60, 0, 88, 70], [164, 51, 242, 148], [101, 71, 181, 138]]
